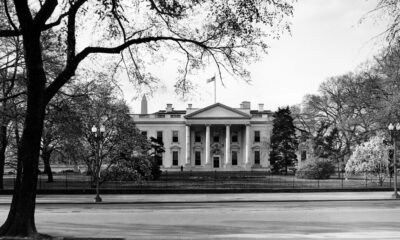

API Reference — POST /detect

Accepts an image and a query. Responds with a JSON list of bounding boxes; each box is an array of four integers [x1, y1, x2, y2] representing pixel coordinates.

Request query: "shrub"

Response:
[[101, 155, 162, 182], [101, 164, 144, 182], [296, 158, 335, 179]]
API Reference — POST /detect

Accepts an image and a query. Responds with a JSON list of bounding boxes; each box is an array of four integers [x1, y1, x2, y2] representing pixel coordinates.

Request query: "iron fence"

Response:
[[1, 170, 396, 191]]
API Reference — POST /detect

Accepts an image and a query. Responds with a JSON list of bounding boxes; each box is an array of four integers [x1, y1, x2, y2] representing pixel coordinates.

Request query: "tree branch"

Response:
[[0, 2, 71, 37], [33, 0, 58, 28], [42, 11, 69, 30], [4, 0, 18, 31], [0, 29, 20, 37], [0, 91, 26, 102], [44, 36, 209, 104], [13, 0, 34, 32]]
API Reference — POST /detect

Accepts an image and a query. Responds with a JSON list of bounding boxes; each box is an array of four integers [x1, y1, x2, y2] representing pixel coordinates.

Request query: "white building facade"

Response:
[[132, 97, 274, 171]]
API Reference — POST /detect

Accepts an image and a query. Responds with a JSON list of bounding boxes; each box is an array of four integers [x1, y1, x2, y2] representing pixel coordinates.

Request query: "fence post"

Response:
[[165, 170, 168, 187], [270, 171, 273, 188], [292, 174, 295, 189], [65, 171, 68, 191], [341, 176, 344, 189], [317, 178, 320, 188], [214, 170, 217, 187], [390, 176, 392, 188], [365, 175, 368, 188]]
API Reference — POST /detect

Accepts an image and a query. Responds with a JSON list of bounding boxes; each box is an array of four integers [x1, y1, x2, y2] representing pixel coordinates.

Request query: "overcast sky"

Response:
[[127, 0, 389, 114]]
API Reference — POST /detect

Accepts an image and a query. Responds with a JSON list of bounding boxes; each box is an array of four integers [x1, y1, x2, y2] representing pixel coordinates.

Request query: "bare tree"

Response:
[[0, 34, 25, 190]]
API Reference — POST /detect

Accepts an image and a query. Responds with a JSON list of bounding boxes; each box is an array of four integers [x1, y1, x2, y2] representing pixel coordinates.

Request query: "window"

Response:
[[231, 132, 238, 143], [232, 151, 238, 166], [156, 114, 165, 118], [195, 132, 201, 143], [172, 151, 179, 166], [254, 131, 260, 142], [301, 151, 307, 161], [195, 151, 201, 166], [213, 133, 220, 143], [171, 114, 181, 118], [254, 150, 260, 164], [157, 131, 163, 142], [141, 131, 147, 138], [172, 131, 179, 143]]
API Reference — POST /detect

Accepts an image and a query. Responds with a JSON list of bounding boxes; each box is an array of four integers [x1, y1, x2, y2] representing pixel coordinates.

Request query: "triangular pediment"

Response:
[[185, 103, 250, 119]]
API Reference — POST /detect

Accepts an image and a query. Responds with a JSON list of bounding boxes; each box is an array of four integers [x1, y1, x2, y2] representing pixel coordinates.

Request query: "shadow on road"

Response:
[[62, 238, 125, 240]]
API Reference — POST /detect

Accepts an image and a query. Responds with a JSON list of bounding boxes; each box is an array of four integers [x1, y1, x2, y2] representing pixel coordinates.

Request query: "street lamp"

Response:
[[388, 123, 400, 199], [91, 123, 106, 203]]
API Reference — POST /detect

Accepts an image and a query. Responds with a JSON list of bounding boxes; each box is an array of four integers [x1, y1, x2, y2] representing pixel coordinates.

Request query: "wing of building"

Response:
[[132, 98, 276, 171]]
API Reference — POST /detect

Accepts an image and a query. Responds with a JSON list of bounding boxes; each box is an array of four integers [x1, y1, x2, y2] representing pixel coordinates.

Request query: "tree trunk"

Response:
[[0, 27, 47, 237], [0, 125, 7, 190], [42, 150, 53, 183]]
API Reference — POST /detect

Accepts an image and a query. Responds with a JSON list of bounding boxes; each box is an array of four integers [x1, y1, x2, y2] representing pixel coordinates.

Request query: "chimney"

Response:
[[141, 95, 148, 114], [166, 103, 173, 112], [258, 104, 264, 112], [241, 101, 251, 109], [188, 104, 192, 109]]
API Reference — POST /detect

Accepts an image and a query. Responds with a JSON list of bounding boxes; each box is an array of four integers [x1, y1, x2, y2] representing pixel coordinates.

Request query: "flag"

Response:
[[206, 76, 215, 83]]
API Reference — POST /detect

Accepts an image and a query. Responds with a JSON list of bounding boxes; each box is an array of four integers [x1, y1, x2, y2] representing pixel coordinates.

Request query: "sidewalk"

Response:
[[0, 192, 396, 204]]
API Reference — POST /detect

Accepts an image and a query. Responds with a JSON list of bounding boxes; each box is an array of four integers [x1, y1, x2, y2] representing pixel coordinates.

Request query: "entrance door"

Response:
[[213, 156, 220, 168]]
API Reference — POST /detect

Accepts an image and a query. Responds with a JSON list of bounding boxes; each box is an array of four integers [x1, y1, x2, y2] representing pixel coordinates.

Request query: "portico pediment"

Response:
[[185, 103, 250, 119]]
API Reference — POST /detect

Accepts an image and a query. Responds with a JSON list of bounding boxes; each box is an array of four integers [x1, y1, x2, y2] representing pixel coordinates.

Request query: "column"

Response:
[[245, 124, 250, 165], [205, 125, 210, 165], [185, 125, 190, 165], [225, 124, 230, 166]]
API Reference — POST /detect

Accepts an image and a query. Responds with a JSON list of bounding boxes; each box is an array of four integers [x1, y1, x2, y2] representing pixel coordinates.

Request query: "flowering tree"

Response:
[[345, 135, 389, 186]]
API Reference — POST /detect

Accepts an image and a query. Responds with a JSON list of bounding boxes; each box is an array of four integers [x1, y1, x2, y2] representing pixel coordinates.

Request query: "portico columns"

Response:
[[245, 123, 250, 165], [225, 124, 230, 166], [205, 125, 210, 165], [185, 125, 190, 165]]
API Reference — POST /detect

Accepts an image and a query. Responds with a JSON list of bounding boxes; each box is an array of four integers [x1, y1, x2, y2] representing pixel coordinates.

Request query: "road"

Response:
[[0, 200, 399, 239]]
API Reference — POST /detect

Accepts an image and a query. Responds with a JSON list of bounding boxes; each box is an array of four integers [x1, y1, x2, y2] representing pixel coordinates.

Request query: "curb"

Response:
[[0, 198, 395, 205], [0, 188, 393, 195]]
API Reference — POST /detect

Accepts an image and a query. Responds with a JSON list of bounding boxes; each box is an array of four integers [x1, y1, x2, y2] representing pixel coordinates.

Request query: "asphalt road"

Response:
[[0, 200, 399, 239], [0, 192, 394, 204]]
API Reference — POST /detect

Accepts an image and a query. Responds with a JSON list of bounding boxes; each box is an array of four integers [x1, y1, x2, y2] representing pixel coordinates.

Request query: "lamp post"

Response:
[[91, 124, 106, 203], [388, 123, 400, 199]]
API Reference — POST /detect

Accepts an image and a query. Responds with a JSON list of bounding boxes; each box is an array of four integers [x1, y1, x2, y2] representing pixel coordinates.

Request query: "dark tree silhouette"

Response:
[[269, 107, 298, 174], [149, 136, 165, 180]]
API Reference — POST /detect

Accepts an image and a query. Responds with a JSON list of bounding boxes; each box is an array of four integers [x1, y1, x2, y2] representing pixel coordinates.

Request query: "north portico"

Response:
[[132, 97, 273, 171]]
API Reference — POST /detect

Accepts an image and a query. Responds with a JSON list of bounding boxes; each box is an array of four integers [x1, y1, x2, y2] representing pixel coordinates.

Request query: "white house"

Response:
[[131, 96, 278, 171]]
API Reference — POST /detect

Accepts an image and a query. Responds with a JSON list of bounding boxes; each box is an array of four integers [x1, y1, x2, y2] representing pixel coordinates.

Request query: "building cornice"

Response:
[[184, 102, 251, 119], [133, 120, 186, 124]]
